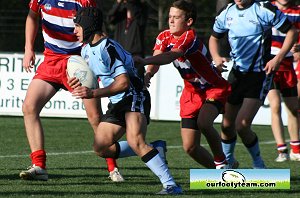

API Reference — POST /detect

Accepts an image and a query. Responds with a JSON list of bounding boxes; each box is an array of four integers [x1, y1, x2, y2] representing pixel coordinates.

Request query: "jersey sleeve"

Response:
[[153, 31, 169, 52], [262, 2, 291, 33], [29, 0, 40, 13], [212, 7, 228, 38], [81, 0, 96, 7]]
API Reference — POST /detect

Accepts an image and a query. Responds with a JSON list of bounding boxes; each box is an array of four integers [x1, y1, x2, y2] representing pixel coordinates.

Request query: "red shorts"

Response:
[[295, 60, 300, 80], [33, 54, 72, 92], [179, 85, 230, 118], [273, 58, 297, 90]]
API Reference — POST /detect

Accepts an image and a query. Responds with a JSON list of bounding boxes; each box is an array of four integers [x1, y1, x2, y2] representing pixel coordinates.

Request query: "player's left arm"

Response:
[[133, 49, 183, 70], [264, 24, 297, 74], [143, 49, 184, 66]]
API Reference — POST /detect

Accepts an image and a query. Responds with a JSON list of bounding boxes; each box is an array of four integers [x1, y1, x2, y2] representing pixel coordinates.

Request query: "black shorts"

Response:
[[227, 68, 273, 105], [181, 117, 198, 130], [101, 90, 151, 127]]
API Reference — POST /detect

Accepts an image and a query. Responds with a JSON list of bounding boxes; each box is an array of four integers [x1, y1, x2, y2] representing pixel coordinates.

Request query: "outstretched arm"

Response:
[[144, 49, 183, 66], [134, 49, 183, 69]]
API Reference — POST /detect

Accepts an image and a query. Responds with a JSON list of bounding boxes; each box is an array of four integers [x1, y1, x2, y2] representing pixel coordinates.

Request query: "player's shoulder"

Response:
[[81, 43, 90, 56], [182, 29, 196, 40], [76, 0, 96, 7], [157, 29, 171, 38], [256, 0, 278, 14], [76, 0, 94, 4], [286, 5, 300, 14], [155, 30, 172, 44], [218, 2, 235, 13]]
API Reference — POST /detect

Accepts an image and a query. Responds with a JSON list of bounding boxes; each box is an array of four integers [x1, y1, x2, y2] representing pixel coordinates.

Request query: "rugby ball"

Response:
[[67, 55, 97, 89]]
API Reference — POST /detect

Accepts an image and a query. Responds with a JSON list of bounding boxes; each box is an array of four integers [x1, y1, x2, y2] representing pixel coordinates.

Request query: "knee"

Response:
[[93, 142, 106, 157], [270, 103, 281, 114], [182, 143, 196, 156], [235, 120, 250, 134], [221, 123, 234, 135], [22, 101, 36, 116], [221, 122, 237, 140], [93, 138, 108, 157]]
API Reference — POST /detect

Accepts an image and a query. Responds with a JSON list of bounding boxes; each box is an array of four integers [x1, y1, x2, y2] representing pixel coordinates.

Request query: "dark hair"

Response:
[[73, 7, 103, 42], [171, 0, 197, 25]]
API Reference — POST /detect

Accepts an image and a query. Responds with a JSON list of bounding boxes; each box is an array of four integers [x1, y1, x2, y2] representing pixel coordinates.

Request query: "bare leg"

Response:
[[181, 128, 215, 168], [22, 79, 57, 154], [267, 89, 286, 145]]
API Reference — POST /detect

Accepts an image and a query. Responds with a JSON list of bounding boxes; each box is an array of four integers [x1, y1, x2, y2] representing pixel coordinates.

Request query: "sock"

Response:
[[244, 135, 264, 166], [214, 154, 227, 167], [290, 141, 300, 154], [105, 158, 117, 172], [30, 150, 46, 169], [277, 144, 288, 153], [142, 149, 176, 188], [118, 141, 136, 158], [221, 136, 237, 164]]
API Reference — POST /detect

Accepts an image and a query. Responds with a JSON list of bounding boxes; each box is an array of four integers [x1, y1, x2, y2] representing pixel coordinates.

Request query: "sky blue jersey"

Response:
[[81, 37, 144, 104], [212, 0, 291, 72]]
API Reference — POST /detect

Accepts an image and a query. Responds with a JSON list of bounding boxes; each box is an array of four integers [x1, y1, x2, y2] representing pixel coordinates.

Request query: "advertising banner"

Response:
[[0, 53, 288, 125], [190, 169, 290, 190], [0, 53, 88, 118]]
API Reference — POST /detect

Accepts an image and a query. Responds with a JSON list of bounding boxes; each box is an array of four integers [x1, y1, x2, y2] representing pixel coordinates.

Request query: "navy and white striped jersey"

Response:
[[29, 0, 96, 55]]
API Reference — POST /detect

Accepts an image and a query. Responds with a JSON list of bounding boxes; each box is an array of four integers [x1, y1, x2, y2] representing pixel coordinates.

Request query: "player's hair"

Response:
[[73, 7, 103, 42], [171, 0, 197, 25]]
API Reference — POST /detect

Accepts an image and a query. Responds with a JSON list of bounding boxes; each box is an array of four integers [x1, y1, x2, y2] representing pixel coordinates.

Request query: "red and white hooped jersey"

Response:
[[271, 1, 300, 57], [154, 29, 228, 93], [29, 0, 96, 56]]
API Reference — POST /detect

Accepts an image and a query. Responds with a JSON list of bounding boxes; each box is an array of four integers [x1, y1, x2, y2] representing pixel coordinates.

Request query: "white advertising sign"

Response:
[[0, 53, 287, 125], [0, 53, 88, 118]]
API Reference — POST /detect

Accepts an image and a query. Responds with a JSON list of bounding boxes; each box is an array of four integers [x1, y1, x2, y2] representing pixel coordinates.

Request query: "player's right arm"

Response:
[[144, 50, 162, 87], [23, 10, 39, 73], [209, 35, 225, 72]]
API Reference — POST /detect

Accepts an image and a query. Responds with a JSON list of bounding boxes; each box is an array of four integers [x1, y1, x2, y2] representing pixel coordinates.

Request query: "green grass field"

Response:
[[0, 116, 299, 197]]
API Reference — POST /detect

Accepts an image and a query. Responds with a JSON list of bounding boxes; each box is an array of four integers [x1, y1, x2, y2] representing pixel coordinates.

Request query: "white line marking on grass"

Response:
[[168, 140, 277, 148], [0, 140, 277, 158]]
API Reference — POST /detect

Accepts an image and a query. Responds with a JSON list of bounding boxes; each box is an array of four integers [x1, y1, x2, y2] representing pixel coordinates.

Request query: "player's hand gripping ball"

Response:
[[67, 55, 97, 88]]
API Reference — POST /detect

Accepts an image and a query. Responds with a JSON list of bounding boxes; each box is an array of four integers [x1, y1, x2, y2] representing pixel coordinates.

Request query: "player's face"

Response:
[[74, 24, 83, 42], [168, 7, 192, 37], [276, 0, 292, 6], [234, 0, 253, 8]]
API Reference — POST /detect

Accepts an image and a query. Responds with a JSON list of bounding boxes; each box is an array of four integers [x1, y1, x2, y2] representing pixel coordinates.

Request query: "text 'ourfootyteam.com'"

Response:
[[206, 182, 276, 189]]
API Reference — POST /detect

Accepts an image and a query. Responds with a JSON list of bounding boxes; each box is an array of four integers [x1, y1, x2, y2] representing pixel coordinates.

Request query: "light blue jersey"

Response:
[[213, 1, 290, 72], [81, 37, 144, 104]]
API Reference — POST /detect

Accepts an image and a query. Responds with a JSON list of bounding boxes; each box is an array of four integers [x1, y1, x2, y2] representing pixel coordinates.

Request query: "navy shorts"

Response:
[[227, 68, 273, 105], [101, 90, 151, 127]]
